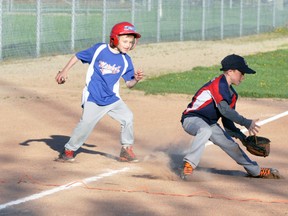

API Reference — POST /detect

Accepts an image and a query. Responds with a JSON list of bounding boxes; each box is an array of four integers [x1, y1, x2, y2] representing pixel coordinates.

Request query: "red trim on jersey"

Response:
[[182, 74, 238, 125]]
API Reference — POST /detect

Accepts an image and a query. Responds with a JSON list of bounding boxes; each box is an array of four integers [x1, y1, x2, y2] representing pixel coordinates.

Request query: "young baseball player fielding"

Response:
[[55, 22, 143, 162], [180, 54, 280, 180]]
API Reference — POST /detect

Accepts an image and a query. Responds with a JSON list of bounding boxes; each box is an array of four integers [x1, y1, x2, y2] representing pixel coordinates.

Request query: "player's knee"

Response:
[[121, 112, 133, 126], [198, 127, 212, 138], [125, 111, 133, 122]]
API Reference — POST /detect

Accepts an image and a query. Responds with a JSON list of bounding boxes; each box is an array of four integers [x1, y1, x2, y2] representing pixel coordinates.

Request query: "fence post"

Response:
[[8, 0, 13, 12], [273, 0, 276, 27], [36, 0, 41, 57], [131, 0, 135, 24], [202, 0, 206, 40], [148, 0, 151, 11], [180, 0, 184, 41], [240, 0, 243, 37], [257, 0, 261, 34], [102, 0, 106, 43], [0, 0, 2, 60], [220, 0, 224, 40], [157, 0, 162, 42], [71, 0, 75, 52]]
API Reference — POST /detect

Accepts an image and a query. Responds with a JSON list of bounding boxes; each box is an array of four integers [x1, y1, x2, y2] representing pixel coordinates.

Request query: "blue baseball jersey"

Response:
[[182, 74, 238, 125], [76, 43, 135, 106]]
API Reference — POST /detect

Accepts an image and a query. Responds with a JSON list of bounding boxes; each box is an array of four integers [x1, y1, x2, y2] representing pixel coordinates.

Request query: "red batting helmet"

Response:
[[110, 22, 141, 49]]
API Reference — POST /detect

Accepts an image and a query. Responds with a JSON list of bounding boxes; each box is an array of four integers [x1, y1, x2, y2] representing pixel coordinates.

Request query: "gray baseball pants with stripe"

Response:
[[182, 116, 261, 177], [65, 100, 134, 151]]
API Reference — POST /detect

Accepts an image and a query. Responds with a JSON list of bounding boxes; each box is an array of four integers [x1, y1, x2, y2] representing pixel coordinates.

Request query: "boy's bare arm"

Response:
[[55, 55, 79, 84], [126, 69, 144, 88]]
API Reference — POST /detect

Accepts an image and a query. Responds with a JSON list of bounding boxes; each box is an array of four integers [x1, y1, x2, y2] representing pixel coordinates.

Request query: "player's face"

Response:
[[117, 35, 135, 53], [231, 69, 245, 85]]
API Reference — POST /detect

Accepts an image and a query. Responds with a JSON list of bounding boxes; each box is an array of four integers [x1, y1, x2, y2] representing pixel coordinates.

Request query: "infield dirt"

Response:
[[0, 36, 288, 216]]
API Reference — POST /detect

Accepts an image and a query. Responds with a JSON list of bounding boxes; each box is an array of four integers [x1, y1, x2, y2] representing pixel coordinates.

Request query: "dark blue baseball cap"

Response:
[[220, 54, 256, 74]]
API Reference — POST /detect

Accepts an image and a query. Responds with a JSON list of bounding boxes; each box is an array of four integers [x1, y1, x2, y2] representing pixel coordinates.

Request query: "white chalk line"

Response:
[[0, 167, 131, 210], [205, 110, 288, 146], [1, 111, 287, 210]]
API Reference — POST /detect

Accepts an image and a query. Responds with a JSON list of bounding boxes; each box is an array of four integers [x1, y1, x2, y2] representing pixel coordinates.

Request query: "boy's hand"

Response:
[[248, 119, 261, 135], [55, 71, 68, 84], [134, 69, 144, 82]]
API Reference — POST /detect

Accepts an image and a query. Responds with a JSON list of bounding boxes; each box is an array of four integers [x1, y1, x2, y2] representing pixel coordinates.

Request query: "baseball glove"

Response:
[[242, 135, 270, 157]]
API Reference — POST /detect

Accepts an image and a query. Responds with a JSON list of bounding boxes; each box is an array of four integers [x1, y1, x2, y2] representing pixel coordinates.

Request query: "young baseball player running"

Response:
[[180, 54, 280, 179], [55, 22, 143, 162]]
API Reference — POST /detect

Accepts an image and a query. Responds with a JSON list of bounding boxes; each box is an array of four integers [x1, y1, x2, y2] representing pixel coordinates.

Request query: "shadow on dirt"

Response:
[[132, 174, 160, 180], [159, 147, 247, 178], [196, 167, 247, 177], [19, 135, 119, 161]]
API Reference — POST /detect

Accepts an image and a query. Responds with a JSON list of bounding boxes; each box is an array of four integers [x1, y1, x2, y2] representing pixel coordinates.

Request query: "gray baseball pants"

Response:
[[182, 116, 261, 176], [65, 100, 134, 151]]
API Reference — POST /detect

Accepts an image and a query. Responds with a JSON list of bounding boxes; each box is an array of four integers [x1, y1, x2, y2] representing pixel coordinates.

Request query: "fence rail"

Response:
[[0, 0, 288, 61]]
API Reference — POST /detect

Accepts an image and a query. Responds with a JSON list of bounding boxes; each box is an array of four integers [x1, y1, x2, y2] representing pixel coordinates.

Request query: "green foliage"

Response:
[[135, 49, 288, 98]]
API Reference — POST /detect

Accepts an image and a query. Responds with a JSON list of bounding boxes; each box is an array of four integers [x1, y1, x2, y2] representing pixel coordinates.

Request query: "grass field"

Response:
[[135, 49, 288, 99]]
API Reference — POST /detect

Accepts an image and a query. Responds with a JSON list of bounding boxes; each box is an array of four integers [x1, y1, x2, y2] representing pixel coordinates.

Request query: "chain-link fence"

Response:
[[0, 0, 287, 61]]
